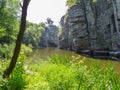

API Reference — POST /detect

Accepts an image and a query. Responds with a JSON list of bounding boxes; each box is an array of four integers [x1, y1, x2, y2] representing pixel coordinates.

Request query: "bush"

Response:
[[0, 55, 27, 90], [0, 43, 32, 59], [21, 44, 32, 56], [0, 44, 14, 59], [66, 0, 80, 7]]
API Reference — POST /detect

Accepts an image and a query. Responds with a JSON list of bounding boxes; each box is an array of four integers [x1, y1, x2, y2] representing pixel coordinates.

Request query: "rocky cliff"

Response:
[[40, 25, 59, 47], [59, 0, 120, 60]]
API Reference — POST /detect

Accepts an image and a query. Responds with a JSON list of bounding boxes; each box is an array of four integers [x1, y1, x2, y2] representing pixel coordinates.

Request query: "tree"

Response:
[[66, 0, 78, 7], [3, 0, 31, 78], [0, 0, 20, 44], [46, 18, 54, 26], [23, 21, 45, 48]]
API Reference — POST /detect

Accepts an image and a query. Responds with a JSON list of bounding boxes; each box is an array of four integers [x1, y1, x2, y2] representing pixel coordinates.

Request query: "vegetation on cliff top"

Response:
[[66, 0, 81, 7], [66, 0, 97, 7]]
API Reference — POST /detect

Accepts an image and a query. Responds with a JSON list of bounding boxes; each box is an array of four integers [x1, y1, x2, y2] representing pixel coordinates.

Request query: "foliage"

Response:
[[0, 43, 32, 59], [0, 44, 14, 59], [20, 44, 32, 56], [43, 64, 74, 90], [0, 55, 27, 90], [0, 0, 20, 43], [58, 26, 62, 36], [0, 54, 120, 90], [23, 21, 45, 48], [66, 0, 97, 7], [25, 54, 120, 90], [66, 0, 80, 7], [93, 0, 97, 3], [46, 18, 54, 26]]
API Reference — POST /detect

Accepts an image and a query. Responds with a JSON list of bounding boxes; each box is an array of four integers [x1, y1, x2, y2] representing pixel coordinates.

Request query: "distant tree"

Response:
[[0, 0, 20, 43], [46, 18, 54, 25], [3, 0, 31, 78], [66, 0, 78, 7], [23, 21, 45, 48], [39, 22, 46, 28]]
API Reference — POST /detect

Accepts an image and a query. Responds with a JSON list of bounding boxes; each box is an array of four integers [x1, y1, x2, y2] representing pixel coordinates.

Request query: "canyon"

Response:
[[40, 0, 120, 60]]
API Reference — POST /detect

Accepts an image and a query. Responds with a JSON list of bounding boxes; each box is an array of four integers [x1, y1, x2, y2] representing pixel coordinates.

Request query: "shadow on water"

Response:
[[29, 47, 120, 74]]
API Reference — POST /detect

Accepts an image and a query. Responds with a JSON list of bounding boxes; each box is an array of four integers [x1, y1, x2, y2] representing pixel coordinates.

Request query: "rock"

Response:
[[93, 51, 109, 56], [40, 25, 59, 47], [79, 50, 92, 56], [109, 51, 120, 60], [92, 51, 110, 59], [59, 0, 120, 60], [59, 16, 73, 50]]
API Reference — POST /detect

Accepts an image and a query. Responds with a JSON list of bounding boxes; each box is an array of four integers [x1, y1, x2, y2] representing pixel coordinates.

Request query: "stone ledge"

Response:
[[76, 50, 120, 60]]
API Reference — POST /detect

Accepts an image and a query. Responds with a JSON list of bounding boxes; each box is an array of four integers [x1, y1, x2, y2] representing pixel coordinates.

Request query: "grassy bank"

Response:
[[0, 54, 120, 90], [25, 55, 120, 90]]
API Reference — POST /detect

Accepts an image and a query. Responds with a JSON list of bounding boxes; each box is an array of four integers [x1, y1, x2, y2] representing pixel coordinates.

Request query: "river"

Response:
[[30, 47, 120, 74]]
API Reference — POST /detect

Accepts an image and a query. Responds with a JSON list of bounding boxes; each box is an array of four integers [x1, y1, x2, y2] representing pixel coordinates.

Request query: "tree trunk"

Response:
[[3, 0, 31, 78]]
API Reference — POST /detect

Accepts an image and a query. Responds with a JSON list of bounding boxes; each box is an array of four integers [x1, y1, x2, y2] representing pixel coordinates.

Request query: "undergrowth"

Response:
[[25, 54, 120, 90], [0, 53, 120, 90], [0, 55, 27, 90]]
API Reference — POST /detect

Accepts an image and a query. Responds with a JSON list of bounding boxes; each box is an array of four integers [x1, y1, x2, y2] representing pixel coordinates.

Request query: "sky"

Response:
[[27, 0, 68, 26]]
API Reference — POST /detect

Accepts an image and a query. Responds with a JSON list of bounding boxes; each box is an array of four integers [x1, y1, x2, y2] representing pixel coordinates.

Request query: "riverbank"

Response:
[[25, 53, 120, 89], [1, 48, 120, 90], [30, 48, 120, 74]]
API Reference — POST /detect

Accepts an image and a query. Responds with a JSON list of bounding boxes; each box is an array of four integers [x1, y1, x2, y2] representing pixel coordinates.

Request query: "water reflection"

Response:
[[30, 48, 120, 74]]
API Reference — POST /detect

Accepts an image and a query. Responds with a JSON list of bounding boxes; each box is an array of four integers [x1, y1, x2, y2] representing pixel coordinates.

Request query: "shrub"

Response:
[[0, 44, 14, 59], [0, 55, 27, 90], [0, 43, 32, 59], [66, 0, 79, 7], [21, 44, 32, 56]]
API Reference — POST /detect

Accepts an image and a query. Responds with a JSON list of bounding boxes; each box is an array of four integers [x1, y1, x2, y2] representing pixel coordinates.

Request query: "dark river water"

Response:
[[31, 48, 120, 74]]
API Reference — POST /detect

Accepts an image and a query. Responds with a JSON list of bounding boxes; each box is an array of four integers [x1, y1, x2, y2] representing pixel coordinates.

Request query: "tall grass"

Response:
[[26, 54, 120, 90], [0, 53, 120, 90]]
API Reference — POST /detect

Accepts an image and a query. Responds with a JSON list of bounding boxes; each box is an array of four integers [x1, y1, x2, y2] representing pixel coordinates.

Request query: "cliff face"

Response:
[[59, 0, 120, 59], [60, 0, 120, 51], [40, 25, 59, 47]]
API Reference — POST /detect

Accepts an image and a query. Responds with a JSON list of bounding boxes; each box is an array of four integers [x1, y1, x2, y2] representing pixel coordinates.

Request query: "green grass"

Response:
[[0, 55, 27, 90], [25, 54, 120, 90], [0, 54, 120, 90]]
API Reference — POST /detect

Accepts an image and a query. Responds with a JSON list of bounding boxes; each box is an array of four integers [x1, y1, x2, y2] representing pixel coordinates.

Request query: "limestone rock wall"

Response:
[[60, 0, 120, 52], [40, 25, 59, 47], [59, 16, 72, 50]]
